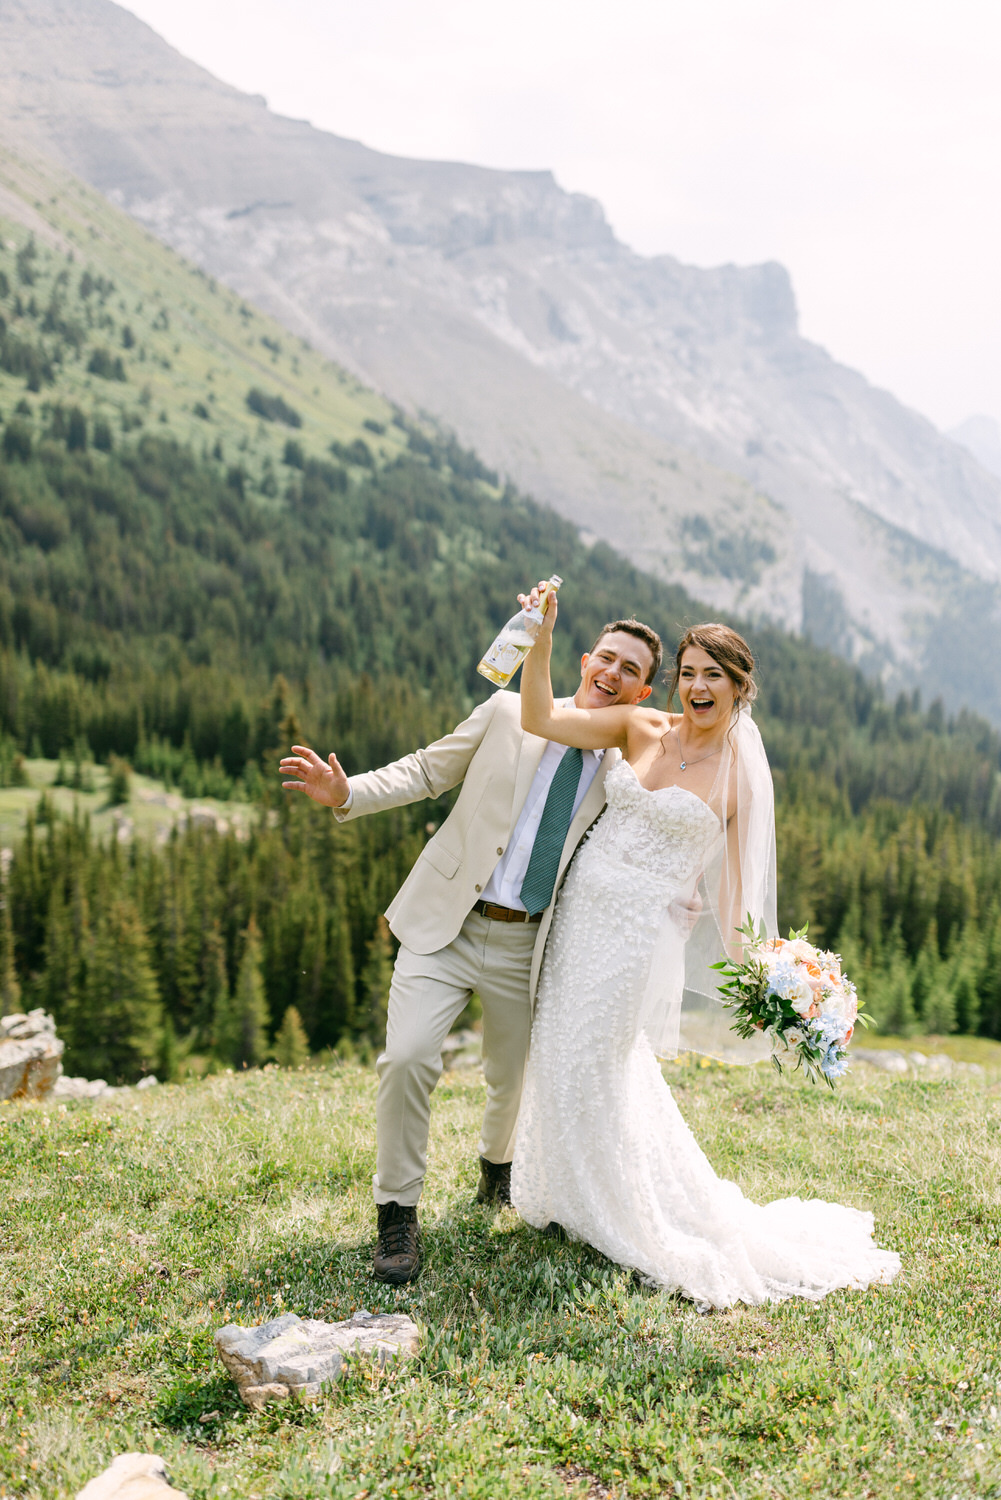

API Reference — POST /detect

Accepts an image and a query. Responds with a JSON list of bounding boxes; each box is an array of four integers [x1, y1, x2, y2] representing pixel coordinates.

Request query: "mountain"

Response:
[[3, 131, 1001, 1055], [2, 0, 1001, 714], [949, 415, 1001, 482], [0, 141, 406, 491]]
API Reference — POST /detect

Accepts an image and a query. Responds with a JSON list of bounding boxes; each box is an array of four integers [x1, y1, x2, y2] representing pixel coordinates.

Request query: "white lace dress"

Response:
[[512, 760, 900, 1309]]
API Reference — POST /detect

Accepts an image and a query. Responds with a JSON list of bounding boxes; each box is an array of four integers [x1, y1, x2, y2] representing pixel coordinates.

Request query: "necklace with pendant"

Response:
[[671, 726, 722, 771]]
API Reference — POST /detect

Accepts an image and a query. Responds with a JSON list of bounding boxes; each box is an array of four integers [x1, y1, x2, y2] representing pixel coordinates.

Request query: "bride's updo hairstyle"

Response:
[[667, 623, 757, 710]]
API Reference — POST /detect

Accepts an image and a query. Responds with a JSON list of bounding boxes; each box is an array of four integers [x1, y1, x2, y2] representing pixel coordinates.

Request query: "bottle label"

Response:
[[482, 640, 524, 674]]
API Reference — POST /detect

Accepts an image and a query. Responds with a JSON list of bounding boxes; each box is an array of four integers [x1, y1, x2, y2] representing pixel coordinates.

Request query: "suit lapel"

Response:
[[510, 731, 548, 824]]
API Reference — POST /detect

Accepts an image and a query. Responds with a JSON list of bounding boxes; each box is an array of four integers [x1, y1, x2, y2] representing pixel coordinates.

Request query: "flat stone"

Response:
[[0, 1009, 64, 1101], [75, 1452, 187, 1500], [442, 1028, 483, 1071], [52, 1076, 114, 1100], [852, 1048, 909, 1074], [215, 1309, 421, 1409]]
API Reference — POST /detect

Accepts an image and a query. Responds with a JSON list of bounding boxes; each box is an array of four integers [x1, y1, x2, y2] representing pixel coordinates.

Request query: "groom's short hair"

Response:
[[591, 619, 663, 685]]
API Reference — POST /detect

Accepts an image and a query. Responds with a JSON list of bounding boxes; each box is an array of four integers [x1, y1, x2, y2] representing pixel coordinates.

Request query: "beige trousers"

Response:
[[373, 910, 538, 1206]]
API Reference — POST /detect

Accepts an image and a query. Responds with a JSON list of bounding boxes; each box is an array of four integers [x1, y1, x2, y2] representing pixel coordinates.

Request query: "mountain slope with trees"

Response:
[[1, 163, 1001, 1078], [2, 0, 1001, 717]]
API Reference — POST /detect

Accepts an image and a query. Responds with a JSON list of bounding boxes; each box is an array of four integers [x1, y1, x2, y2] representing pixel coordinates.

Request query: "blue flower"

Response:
[[766, 958, 808, 1003]]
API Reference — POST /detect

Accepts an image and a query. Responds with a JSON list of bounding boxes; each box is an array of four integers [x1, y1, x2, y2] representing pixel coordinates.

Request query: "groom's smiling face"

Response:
[[575, 631, 655, 710]]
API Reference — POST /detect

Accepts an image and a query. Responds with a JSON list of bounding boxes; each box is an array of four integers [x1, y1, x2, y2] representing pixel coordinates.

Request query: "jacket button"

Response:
[[496, 847, 504, 856], [474, 884, 482, 893]]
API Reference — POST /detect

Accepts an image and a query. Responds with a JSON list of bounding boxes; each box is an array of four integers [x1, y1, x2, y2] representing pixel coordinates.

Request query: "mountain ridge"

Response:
[[2, 0, 1001, 712]]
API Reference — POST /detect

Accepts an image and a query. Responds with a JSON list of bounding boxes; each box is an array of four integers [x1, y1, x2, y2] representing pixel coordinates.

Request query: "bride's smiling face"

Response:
[[678, 646, 737, 730]]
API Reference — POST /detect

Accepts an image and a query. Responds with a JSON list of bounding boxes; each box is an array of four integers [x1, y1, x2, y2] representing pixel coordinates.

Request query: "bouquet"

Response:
[[713, 920, 869, 1086]]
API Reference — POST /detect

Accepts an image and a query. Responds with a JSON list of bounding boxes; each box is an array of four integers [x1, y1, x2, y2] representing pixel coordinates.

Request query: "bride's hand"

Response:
[[517, 580, 558, 641], [668, 889, 703, 939]]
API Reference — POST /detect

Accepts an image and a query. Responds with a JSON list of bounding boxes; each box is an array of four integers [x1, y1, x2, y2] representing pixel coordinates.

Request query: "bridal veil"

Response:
[[638, 706, 778, 1062]]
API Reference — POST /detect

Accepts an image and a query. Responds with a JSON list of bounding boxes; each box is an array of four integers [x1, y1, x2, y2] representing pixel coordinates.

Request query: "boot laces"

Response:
[[379, 1209, 415, 1258]]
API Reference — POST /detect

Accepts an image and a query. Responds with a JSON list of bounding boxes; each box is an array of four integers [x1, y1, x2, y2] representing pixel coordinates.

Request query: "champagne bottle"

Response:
[[477, 575, 563, 687]]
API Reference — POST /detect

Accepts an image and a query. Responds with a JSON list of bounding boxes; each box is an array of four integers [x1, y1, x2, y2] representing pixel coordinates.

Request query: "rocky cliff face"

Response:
[[3, 0, 1000, 703]]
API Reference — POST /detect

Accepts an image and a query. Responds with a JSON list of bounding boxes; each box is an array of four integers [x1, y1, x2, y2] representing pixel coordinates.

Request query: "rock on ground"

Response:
[[0, 1010, 64, 1101], [75, 1452, 187, 1499], [442, 1028, 482, 1070], [215, 1309, 421, 1409], [852, 1048, 985, 1078], [52, 1074, 159, 1101]]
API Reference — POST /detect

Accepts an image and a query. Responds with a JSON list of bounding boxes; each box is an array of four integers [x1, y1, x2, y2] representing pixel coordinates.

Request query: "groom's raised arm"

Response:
[[280, 692, 501, 823], [520, 592, 643, 751]]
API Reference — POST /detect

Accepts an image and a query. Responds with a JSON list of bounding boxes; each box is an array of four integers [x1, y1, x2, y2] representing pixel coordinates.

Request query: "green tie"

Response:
[[519, 747, 585, 916]]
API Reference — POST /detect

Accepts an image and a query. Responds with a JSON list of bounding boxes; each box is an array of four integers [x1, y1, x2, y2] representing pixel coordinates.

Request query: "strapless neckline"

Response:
[[615, 759, 720, 824]]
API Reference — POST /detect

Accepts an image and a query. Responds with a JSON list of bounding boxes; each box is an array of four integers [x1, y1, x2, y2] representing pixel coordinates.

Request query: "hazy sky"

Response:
[[122, 0, 1001, 434]]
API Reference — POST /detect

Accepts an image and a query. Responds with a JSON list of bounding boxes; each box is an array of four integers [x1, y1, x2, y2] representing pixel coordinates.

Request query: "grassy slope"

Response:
[[0, 760, 257, 849], [0, 141, 405, 480], [1, 1062, 999, 1499]]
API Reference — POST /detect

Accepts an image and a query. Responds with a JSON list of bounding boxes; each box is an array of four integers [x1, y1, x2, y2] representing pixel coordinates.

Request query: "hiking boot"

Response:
[[476, 1157, 512, 1207], [373, 1201, 422, 1284]]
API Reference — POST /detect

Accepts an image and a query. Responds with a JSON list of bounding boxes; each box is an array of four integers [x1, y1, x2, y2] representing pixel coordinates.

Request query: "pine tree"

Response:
[[272, 1005, 310, 1068], [947, 929, 981, 1035], [319, 903, 356, 1049], [159, 1014, 179, 1081], [356, 915, 393, 1048], [868, 924, 918, 1038], [78, 897, 163, 1081], [40, 881, 88, 1042], [230, 917, 270, 1069], [910, 922, 942, 1030], [0, 863, 21, 1017], [976, 914, 1001, 1040], [200, 921, 231, 1056]]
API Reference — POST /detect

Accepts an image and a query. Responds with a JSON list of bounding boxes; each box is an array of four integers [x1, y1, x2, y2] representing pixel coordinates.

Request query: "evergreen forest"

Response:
[[2, 219, 1001, 1081]]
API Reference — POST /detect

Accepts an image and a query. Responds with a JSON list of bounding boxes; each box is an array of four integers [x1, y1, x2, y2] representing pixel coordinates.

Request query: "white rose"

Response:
[[788, 976, 815, 1016]]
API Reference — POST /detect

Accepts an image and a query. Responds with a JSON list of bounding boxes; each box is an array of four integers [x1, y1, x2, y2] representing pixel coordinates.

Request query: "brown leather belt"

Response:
[[472, 899, 543, 924]]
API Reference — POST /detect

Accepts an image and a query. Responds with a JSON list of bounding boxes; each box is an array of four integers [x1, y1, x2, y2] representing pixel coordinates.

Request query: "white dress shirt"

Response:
[[481, 742, 603, 911]]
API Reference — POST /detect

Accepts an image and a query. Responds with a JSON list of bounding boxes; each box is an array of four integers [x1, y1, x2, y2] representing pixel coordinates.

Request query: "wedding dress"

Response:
[[511, 760, 900, 1308]]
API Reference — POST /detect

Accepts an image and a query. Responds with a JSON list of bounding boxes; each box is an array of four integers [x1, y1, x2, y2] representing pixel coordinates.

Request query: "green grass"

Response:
[[0, 760, 257, 848], [1, 1062, 999, 1498], [0, 142, 408, 486]]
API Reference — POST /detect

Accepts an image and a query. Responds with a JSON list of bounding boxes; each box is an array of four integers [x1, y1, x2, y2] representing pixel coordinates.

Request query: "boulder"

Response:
[[75, 1452, 187, 1500], [0, 1009, 64, 1101], [852, 1048, 909, 1075], [215, 1309, 421, 1409], [442, 1028, 483, 1070], [52, 1073, 159, 1100], [852, 1047, 984, 1079], [52, 1076, 115, 1100]]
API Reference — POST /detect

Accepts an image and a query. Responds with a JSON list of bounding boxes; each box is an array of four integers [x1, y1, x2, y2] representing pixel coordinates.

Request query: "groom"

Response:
[[279, 614, 662, 1283]]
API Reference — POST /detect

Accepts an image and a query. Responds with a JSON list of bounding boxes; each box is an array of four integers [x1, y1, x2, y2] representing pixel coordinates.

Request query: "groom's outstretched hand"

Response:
[[279, 744, 350, 808]]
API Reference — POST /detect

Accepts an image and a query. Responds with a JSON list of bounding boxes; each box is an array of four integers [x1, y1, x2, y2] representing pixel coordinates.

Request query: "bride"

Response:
[[511, 595, 900, 1309]]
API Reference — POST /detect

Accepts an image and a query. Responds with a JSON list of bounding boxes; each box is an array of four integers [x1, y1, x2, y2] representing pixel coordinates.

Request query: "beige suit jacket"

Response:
[[334, 689, 617, 1004]]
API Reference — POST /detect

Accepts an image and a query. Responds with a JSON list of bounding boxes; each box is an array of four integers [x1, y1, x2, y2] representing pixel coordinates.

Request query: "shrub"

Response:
[[329, 437, 374, 468], [66, 407, 87, 452], [2, 420, 32, 461], [107, 754, 132, 806], [87, 348, 127, 381], [272, 1006, 310, 1068], [246, 387, 302, 427]]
